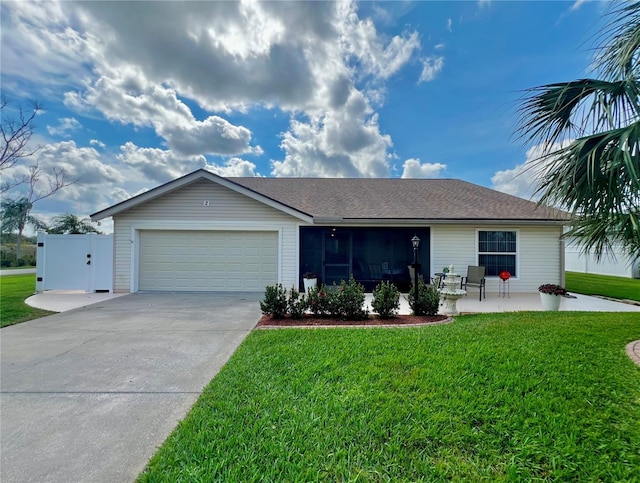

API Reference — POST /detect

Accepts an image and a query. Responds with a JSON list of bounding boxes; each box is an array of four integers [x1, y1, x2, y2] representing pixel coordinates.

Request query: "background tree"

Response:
[[516, 1, 640, 263], [1, 98, 73, 256], [49, 213, 101, 235], [0, 198, 47, 258]]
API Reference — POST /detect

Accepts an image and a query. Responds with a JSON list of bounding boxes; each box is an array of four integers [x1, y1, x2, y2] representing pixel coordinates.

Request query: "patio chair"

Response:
[[461, 265, 486, 301]]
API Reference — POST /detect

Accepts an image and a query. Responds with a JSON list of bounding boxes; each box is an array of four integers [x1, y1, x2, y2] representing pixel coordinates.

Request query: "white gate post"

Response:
[[35, 231, 46, 292]]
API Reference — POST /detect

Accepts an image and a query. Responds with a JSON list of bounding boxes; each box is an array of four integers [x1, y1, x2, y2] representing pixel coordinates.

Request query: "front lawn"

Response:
[[566, 271, 640, 302], [0, 274, 55, 328], [139, 313, 640, 481]]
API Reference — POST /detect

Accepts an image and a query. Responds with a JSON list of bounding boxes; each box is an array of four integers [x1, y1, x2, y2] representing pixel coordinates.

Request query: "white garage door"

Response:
[[138, 230, 278, 291]]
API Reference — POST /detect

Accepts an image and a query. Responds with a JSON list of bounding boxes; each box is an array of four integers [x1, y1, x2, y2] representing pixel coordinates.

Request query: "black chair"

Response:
[[461, 265, 486, 301]]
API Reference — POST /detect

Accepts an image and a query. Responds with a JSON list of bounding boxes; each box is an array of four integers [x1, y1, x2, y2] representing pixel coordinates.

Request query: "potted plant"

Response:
[[538, 283, 567, 311], [302, 272, 318, 293]]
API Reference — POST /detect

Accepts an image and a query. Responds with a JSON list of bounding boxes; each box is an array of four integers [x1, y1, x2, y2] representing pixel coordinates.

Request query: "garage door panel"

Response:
[[139, 230, 278, 292]]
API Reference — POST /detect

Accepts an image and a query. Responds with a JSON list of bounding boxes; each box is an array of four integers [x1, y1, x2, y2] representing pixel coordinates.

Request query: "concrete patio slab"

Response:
[[364, 291, 640, 315]]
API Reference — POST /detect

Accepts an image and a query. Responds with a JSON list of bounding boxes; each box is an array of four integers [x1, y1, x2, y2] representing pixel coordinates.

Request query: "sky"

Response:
[[1, 0, 609, 233]]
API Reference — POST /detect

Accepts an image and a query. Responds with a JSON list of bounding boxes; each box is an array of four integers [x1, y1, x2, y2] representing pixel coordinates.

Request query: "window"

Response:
[[478, 230, 517, 277]]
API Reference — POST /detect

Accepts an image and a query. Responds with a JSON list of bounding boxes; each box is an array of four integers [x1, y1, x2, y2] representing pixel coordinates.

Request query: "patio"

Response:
[[366, 291, 640, 315]]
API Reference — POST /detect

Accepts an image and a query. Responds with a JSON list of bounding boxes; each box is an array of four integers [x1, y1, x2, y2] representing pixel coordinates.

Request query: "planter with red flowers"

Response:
[[538, 283, 567, 311]]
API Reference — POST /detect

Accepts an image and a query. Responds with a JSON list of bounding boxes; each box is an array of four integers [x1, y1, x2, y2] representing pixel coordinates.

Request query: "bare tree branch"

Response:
[[0, 98, 42, 174]]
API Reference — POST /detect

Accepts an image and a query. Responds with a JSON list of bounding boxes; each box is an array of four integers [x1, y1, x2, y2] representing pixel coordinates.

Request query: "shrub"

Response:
[[287, 287, 308, 319], [371, 281, 400, 319], [260, 284, 288, 319], [408, 279, 440, 316], [308, 285, 331, 317], [330, 276, 368, 320]]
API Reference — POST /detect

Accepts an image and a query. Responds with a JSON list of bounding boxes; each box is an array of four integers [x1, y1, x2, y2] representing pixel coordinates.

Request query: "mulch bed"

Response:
[[257, 313, 451, 328]]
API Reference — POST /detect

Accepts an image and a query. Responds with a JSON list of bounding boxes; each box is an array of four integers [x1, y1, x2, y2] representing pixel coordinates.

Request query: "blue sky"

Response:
[[1, 0, 607, 231]]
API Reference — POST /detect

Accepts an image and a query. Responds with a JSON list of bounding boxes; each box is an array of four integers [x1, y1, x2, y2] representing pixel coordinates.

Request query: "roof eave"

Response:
[[311, 217, 570, 226]]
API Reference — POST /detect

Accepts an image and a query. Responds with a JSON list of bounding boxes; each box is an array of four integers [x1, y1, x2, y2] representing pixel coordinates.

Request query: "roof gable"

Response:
[[91, 170, 313, 222]]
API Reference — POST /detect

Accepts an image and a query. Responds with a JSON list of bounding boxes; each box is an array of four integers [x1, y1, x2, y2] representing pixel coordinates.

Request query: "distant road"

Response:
[[0, 268, 36, 277]]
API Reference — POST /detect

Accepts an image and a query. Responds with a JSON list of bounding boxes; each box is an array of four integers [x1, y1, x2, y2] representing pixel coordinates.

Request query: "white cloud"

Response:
[[90, 139, 106, 148], [205, 158, 260, 177], [419, 56, 445, 83], [3, 0, 425, 182], [491, 142, 570, 200], [446, 19, 452, 32], [571, 0, 587, 11], [116, 142, 208, 183], [272, 90, 392, 178], [2, 140, 125, 216], [401, 158, 447, 178], [47, 117, 81, 137]]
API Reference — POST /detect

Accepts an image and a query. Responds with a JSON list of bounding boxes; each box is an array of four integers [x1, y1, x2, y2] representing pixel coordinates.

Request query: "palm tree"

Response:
[[0, 197, 47, 258], [48, 213, 101, 235], [516, 1, 640, 263]]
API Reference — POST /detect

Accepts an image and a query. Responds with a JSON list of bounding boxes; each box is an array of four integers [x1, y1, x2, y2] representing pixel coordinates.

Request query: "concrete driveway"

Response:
[[0, 292, 262, 483]]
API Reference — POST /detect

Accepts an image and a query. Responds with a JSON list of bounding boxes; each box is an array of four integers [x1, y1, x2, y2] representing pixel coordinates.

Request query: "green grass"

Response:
[[566, 271, 640, 302], [139, 313, 640, 482], [0, 274, 55, 328]]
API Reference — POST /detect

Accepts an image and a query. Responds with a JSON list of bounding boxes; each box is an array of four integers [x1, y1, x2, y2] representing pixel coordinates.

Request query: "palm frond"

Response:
[[516, 79, 640, 152], [597, 1, 640, 79], [533, 121, 640, 216]]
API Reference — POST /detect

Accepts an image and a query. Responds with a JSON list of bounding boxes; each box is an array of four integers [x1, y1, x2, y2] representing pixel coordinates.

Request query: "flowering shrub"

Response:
[[261, 284, 309, 318], [538, 284, 567, 296], [308, 277, 367, 320], [371, 281, 400, 319], [287, 287, 308, 319], [408, 278, 440, 316], [330, 276, 368, 320], [308, 285, 330, 316], [260, 284, 288, 319]]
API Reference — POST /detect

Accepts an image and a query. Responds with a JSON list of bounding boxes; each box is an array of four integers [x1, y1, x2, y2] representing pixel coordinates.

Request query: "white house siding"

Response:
[[112, 179, 300, 292], [431, 224, 563, 294]]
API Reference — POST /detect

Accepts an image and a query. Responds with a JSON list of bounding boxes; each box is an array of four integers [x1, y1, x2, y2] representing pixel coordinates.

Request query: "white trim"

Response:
[[129, 223, 283, 293]]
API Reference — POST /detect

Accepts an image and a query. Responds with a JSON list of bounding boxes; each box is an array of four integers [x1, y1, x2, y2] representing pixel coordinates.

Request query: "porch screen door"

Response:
[[323, 230, 351, 286]]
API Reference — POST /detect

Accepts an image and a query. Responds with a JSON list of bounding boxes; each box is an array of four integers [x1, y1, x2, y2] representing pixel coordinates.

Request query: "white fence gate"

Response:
[[35, 232, 114, 292]]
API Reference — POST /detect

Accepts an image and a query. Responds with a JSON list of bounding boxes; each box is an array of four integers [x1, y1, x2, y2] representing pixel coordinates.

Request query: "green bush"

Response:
[[307, 277, 368, 320], [371, 281, 400, 319], [330, 276, 368, 321], [308, 285, 330, 317], [287, 287, 308, 319], [260, 284, 288, 319], [408, 279, 441, 316]]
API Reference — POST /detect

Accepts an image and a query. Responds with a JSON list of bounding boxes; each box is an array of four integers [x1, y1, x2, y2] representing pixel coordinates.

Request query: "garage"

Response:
[[138, 230, 278, 291]]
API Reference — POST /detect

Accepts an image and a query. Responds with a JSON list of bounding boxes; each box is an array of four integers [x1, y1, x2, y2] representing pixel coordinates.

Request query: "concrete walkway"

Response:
[[1, 292, 262, 483], [26, 289, 640, 315], [0, 268, 36, 276]]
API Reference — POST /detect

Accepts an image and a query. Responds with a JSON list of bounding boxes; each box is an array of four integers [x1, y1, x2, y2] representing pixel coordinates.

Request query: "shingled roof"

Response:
[[230, 177, 568, 222], [91, 170, 569, 223]]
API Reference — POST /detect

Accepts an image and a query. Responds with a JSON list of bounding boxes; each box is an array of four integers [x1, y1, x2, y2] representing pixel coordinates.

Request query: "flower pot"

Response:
[[303, 278, 317, 293], [539, 292, 562, 311]]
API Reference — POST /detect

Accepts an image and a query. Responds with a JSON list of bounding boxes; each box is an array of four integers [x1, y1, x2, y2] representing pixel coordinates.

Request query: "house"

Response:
[[91, 169, 569, 294]]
